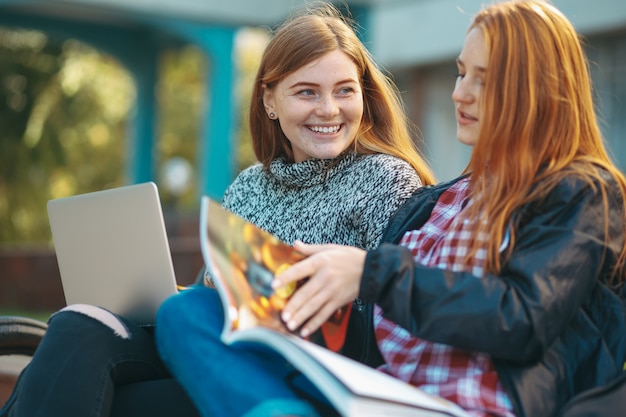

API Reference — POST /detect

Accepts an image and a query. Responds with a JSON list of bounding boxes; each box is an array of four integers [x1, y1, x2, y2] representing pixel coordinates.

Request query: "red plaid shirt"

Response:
[[374, 177, 515, 417]]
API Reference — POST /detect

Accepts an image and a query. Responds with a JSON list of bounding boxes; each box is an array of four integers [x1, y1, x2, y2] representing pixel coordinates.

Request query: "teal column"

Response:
[[198, 28, 236, 200], [124, 42, 159, 184], [158, 21, 238, 201], [0, 13, 161, 185]]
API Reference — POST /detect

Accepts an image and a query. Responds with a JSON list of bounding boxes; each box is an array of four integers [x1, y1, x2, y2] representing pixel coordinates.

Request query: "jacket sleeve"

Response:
[[359, 176, 624, 364]]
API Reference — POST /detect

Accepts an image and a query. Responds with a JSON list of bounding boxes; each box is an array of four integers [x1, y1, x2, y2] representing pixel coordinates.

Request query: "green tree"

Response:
[[0, 26, 265, 245], [234, 27, 270, 173], [155, 45, 205, 211], [0, 28, 133, 245]]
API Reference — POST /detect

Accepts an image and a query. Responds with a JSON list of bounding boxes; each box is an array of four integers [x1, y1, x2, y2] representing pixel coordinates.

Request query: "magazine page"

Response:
[[287, 336, 471, 417], [231, 327, 470, 417], [199, 197, 301, 335], [200, 197, 361, 352]]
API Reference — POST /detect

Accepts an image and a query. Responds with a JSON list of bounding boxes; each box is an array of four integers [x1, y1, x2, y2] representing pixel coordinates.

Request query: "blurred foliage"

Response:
[[234, 27, 270, 173], [155, 45, 205, 211], [0, 26, 269, 246], [0, 28, 132, 246]]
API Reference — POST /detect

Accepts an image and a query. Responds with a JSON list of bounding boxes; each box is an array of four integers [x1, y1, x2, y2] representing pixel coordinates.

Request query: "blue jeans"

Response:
[[0, 305, 199, 417], [155, 286, 336, 417]]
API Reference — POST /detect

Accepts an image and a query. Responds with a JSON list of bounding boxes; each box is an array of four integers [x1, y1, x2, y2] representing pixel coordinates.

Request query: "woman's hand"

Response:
[[272, 240, 366, 337]]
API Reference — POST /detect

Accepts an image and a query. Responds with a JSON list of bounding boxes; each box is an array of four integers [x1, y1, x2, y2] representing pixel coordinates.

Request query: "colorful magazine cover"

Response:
[[200, 197, 351, 351]]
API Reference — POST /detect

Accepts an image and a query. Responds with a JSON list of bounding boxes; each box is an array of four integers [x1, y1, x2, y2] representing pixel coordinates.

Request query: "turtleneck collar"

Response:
[[268, 152, 359, 188]]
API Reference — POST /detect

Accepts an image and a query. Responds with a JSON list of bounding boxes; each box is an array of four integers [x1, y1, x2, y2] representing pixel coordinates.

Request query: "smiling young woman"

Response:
[[0, 4, 436, 417], [262, 49, 363, 162]]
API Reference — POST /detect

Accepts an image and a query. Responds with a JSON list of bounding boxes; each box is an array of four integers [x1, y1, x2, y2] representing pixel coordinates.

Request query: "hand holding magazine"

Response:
[[200, 197, 471, 417]]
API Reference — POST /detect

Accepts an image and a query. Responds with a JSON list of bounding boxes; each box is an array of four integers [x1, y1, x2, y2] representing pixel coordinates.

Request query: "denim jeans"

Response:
[[0, 305, 199, 417], [155, 286, 336, 417]]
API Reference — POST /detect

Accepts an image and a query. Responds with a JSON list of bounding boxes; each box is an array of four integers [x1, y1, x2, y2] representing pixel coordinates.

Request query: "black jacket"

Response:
[[354, 173, 626, 417]]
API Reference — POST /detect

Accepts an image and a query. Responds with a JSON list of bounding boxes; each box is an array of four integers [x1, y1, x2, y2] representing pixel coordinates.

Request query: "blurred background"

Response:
[[0, 0, 624, 317]]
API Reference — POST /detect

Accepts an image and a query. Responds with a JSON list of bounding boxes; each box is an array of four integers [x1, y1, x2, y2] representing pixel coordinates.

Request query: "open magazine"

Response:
[[200, 197, 471, 417]]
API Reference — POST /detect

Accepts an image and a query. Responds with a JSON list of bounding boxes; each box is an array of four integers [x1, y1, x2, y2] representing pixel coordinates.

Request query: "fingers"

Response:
[[271, 242, 339, 289], [271, 256, 313, 290], [271, 242, 366, 338], [281, 277, 347, 337], [298, 301, 346, 338], [293, 240, 335, 255], [280, 263, 329, 323]]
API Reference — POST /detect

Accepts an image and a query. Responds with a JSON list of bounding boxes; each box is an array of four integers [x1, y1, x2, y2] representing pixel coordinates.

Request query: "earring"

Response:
[[269, 112, 276, 119]]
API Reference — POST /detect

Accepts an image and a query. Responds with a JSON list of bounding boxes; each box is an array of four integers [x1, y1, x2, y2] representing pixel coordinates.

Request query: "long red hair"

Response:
[[248, 4, 435, 184], [461, 0, 626, 284]]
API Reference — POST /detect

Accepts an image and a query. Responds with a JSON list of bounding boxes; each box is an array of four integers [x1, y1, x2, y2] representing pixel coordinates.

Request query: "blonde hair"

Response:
[[248, 3, 435, 185], [462, 0, 626, 283]]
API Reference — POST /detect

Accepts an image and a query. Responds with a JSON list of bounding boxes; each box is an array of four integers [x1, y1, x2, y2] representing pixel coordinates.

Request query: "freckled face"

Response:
[[452, 28, 488, 147], [263, 50, 364, 162]]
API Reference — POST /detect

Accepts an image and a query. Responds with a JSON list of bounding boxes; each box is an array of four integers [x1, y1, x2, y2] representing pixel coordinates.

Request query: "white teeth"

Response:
[[309, 125, 340, 134]]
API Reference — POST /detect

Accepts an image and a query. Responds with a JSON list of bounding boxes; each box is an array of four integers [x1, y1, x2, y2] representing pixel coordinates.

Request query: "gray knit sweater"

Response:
[[222, 153, 422, 250]]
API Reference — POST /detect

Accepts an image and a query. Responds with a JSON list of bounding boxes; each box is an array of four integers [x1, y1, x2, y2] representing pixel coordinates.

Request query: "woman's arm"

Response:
[[362, 177, 621, 363], [276, 176, 623, 364]]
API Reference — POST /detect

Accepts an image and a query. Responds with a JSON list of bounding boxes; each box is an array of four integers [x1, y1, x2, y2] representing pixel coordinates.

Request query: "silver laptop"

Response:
[[47, 182, 179, 325]]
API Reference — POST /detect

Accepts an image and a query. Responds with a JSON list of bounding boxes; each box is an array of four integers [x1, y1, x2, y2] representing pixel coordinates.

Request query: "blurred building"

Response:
[[1, 0, 623, 188], [366, 0, 626, 180]]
